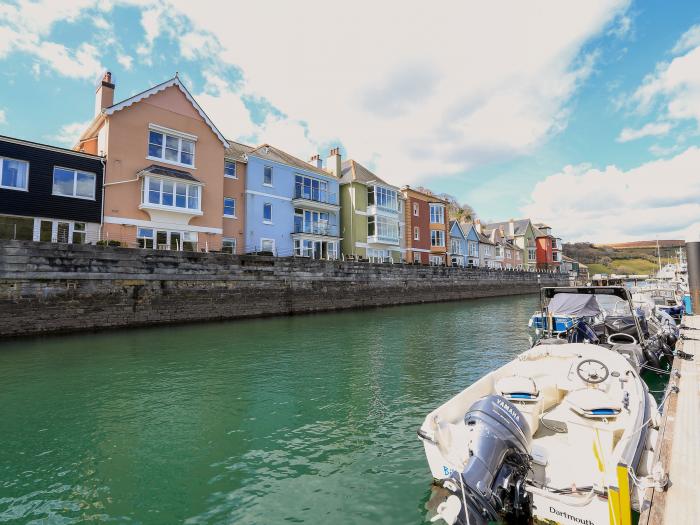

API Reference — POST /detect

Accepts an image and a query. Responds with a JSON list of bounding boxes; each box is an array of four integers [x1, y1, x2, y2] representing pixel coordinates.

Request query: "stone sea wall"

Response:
[[0, 240, 568, 337]]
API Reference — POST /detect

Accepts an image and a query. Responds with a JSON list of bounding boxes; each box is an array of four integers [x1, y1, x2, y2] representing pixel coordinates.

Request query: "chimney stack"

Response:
[[95, 71, 115, 117], [327, 147, 341, 177], [309, 154, 323, 169], [508, 218, 515, 237], [474, 219, 482, 234]]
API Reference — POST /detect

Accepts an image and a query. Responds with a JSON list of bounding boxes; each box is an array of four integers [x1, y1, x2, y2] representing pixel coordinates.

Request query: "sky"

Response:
[[1, 0, 700, 243]]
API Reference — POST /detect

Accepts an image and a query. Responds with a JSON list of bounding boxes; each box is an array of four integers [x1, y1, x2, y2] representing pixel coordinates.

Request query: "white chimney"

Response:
[[309, 154, 323, 169], [508, 218, 515, 237], [474, 219, 482, 234], [326, 147, 341, 177]]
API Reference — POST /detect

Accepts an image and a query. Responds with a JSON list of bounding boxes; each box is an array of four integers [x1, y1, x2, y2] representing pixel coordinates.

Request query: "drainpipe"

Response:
[[100, 155, 106, 242]]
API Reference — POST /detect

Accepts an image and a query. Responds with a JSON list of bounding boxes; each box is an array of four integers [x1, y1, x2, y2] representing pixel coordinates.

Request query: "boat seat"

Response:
[[495, 375, 539, 402], [565, 388, 622, 419]]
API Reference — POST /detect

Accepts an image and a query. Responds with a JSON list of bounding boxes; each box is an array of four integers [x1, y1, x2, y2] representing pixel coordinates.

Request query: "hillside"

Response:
[[564, 242, 683, 276]]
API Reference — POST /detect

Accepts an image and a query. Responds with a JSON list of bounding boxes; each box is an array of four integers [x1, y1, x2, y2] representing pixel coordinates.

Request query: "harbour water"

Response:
[[0, 295, 540, 524]]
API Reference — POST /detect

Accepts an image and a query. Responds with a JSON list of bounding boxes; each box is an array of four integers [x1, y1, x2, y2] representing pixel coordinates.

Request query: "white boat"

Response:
[[418, 342, 661, 525]]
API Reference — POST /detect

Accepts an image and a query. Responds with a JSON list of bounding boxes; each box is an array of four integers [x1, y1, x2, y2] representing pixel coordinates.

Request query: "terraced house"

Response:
[[244, 145, 341, 259], [483, 218, 539, 271], [402, 186, 449, 265], [339, 158, 403, 262], [75, 73, 230, 251], [534, 223, 562, 270]]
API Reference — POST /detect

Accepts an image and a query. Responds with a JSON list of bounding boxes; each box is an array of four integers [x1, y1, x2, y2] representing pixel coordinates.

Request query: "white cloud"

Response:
[[671, 24, 700, 55], [46, 120, 92, 147], [117, 53, 133, 70], [617, 121, 671, 142], [165, 0, 629, 184], [631, 26, 700, 127], [0, 109, 6, 125], [522, 147, 700, 242]]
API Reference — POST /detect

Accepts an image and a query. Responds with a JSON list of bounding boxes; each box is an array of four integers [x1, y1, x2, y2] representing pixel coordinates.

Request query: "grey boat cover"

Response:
[[547, 293, 602, 317]]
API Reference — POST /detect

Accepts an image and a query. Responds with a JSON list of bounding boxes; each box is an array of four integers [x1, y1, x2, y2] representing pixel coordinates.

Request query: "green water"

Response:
[[0, 295, 540, 524]]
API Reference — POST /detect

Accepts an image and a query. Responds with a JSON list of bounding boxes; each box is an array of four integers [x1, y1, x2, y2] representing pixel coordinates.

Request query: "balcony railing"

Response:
[[367, 233, 400, 244], [293, 222, 339, 237], [293, 184, 338, 205]]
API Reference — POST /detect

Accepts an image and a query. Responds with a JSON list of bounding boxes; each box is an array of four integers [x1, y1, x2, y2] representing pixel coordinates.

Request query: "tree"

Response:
[[437, 193, 477, 223]]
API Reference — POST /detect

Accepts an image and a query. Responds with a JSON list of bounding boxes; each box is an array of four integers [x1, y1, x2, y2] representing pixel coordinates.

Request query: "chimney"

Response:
[[95, 71, 115, 117], [309, 154, 323, 169], [474, 219, 482, 234], [327, 147, 341, 177], [499, 225, 505, 236], [508, 218, 515, 237]]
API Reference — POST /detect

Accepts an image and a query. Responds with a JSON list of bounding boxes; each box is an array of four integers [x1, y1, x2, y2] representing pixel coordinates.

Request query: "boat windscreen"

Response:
[[546, 293, 602, 316], [596, 295, 632, 316]]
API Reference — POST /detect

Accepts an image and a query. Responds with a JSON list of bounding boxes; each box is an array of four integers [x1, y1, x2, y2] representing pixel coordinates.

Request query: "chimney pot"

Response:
[[326, 147, 341, 177], [95, 69, 115, 117]]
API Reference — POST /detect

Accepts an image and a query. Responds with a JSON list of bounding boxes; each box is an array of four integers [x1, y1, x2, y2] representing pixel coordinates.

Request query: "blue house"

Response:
[[244, 144, 341, 259], [463, 222, 481, 267], [448, 221, 467, 267]]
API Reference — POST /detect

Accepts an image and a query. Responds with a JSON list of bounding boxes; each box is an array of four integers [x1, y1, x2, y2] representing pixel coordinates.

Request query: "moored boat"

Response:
[[418, 342, 661, 525]]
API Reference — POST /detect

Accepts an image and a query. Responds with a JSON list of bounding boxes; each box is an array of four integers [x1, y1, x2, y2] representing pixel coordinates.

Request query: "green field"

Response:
[[565, 242, 681, 276]]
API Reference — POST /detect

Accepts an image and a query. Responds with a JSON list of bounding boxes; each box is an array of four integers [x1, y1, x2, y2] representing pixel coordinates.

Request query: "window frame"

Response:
[[0, 156, 30, 192], [430, 229, 445, 247], [413, 202, 419, 216], [263, 166, 273, 186], [224, 160, 237, 179], [52, 166, 97, 200], [263, 202, 273, 223], [222, 237, 237, 254], [429, 203, 445, 224], [147, 127, 197, 168], [260, 238, 275, 254], [223, 197, 237, 218], [142, 175, 201, 212], [413, 226, 420, 241]]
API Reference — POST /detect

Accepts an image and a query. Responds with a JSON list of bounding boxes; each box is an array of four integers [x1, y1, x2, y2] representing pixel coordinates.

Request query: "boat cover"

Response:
[[547, 293, 601, 317]]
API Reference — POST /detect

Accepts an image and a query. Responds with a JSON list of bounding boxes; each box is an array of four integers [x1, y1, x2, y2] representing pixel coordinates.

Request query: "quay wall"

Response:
[[0, 241, 568, 337]]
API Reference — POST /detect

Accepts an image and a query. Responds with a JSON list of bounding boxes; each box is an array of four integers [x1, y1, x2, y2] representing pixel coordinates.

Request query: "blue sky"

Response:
[[1, 0, 700, 242]]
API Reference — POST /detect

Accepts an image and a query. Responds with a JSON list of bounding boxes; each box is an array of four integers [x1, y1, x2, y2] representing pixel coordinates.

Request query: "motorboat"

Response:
[[418, 343, 661, 525], [532, 287, 672, 371]]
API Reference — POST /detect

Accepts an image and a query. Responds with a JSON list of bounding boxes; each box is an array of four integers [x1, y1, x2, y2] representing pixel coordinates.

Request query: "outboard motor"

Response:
[[438, 395, 532, 525]]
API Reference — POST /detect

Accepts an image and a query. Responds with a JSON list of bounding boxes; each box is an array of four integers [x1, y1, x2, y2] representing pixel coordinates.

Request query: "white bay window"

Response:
[[142, 176, 201, 212]]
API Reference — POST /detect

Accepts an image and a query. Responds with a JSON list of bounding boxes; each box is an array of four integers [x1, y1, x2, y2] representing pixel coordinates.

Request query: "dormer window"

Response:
[[148, 126, 196, 167]]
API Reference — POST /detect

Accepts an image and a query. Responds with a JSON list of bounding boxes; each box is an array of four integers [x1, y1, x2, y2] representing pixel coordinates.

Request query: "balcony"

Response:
[[366, 204, 400, 217], [367, 233, 400, 245], [292, 184, 339, 210], [293, 222, 339, 237]]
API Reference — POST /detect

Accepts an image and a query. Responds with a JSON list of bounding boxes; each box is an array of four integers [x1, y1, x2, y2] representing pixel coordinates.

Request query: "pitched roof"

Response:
[[477, 231, 496, 245], [104, 76, 229, 148], [248, 144, 334, 178], [483, 219, 532, 237], [225, 140, 255, 162], [449, 220, 466, 238], [339, 159, 398, 188], [137, 164, 200, 183]]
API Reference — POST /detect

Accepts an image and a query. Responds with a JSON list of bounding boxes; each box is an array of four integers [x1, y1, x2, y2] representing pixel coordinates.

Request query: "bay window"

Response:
[[143, 176, 201, 211], [148, 129, 195, 167], [368, 185, 398, 210], [368, 215, 399, 240], [431, 229, 445, 247]]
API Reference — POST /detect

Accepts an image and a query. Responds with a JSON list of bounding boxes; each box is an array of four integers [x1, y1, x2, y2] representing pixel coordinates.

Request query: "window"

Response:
[[0, 215, 33, 240], [224, 161, 237, 178], [495, 245, 502, 257], [431, 229, 445, 247], [72, 222, 86, 244], [413, 202, 419, 216], [294, 174, 333, 203], [528, 248, 536, 261], [468, 242, 478, 256], [451, 239, 461, 254], [263, 166, 273, 186], [367, 215, 399, 240], [0, 157, 29, 191], [222, 238, 237, 254], [429, 255, 444, 266], [137, 227, 154, 249], [261, 238, 275, 254], [294, 238, 313, 257], [143, 177, 200, 211], [263, 203, 272, 222], [224, 197, 236, 217], [52, 167, 96, 199], [148, 130, 195, 167], [368, 185, 398, 210], [413, 227, 420, 241], [429, 203, 444, 224]]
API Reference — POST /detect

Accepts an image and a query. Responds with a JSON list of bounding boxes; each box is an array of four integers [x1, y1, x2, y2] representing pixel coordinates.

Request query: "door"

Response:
[[156, 230, 168, 250], [170, 232, 181, 251], [39, 220, 53, 242], [56, 222, 70, 243]]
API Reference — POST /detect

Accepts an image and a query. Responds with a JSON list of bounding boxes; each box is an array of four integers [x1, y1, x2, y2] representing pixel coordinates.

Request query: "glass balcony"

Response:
[[293, 183, 338, 205], [293, 221, 339, 237]]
